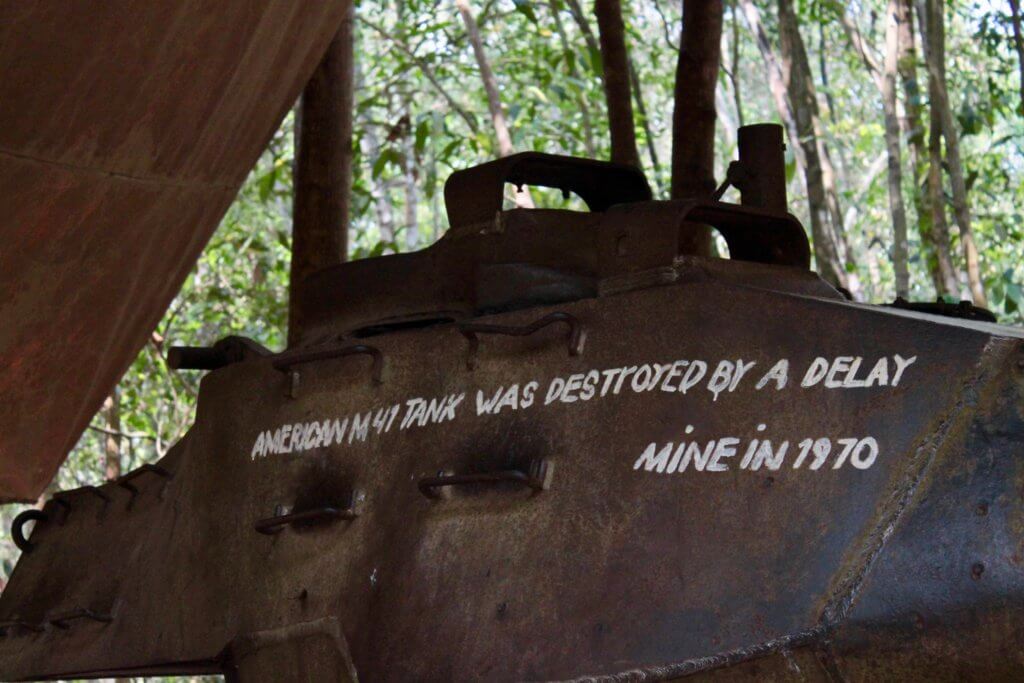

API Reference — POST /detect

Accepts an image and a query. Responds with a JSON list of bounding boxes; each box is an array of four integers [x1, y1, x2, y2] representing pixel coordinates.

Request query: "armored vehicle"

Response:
[[2, 125, 1023, 681]]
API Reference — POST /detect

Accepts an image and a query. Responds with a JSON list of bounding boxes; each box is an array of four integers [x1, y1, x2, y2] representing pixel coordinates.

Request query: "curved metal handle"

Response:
[[255, 504, 359, 536], [418, 459, 553, 499], [677, 202, 810, 269], [444, 152, 652, 228], [168, 335, 270, 371], [11, 509, 48, 553], [273, 344, 384, 397], [167, 345, 230, 370], [458, 312, 584, 369]]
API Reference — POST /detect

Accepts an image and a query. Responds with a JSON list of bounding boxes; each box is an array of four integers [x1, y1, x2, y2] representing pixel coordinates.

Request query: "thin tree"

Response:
[[563, 0, 657, 176], [882, 0, 910, 298], [919, 0, 986, 306], [840, 4, 910, 297], [726, 1, 745, 128], [739, 0, 847, 290], [670, 0, 723, 257], [776, 0, 856, 295], [629, 58, 662, 182], [289, 7, 356, 344], [548, 0, 598, 157], [736, 0, 806, 173], [455, 0, 532, 206], [672, 0, 723, 201], [361, 15, 481, 134], [1009, 0, 1024, 114], [103, 389, 128, 683], [595, 0, 642, 167], [895, 0, 958, 295], [102, 390, 122, 483]]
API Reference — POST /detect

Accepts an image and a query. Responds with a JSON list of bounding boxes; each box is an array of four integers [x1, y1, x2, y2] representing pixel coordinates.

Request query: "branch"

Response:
[[87, 425, 157, 441], [359, 16, 480, 134], [651, 0, 680, 52], [564, 0, 602, 58], [839, 12, 882, 80]]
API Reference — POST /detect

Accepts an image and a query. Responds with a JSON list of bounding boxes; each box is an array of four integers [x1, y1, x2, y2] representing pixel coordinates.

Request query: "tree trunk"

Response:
[[670, 0, 722, 257], [882, 2, 910, 298], [842, 7, 911, 298], [288, 8, 355, 345], [817, 22, 837, 123], [737, 0, 806, 174], [778, 0, 855, 291], [565, 0, 602, 57], [671, 0, 722, 201], [456, 0, 532, 207], [629, 57, 661, 185], [766, 0, 850, 291], [727, 0, 745, 128], [103, 390, 128, 683], [102, 391, 121, 483], [456, 0, 513, 156], [362, 121, 396, 245], [549, 0, 597, 158], [926, 94, 958, 297], [595, 0, 642, 168], [896, 0, 949, 295], [1009, 0, 1024, 114], [915, 0, 960, 297], [403, 110, 419, 251], [920, 0, 986, 306]]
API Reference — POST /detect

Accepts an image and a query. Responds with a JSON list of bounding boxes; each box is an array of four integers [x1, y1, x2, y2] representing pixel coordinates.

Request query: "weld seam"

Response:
[[816, 350, 994, 627], [555, 627, 827, 683]]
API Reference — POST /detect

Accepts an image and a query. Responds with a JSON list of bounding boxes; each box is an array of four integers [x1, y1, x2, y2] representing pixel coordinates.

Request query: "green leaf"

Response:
[[512, 0, 538, 24], [372, 148, 402, 179], [587, 46, 602, 76], [414, 119, 430, 155]]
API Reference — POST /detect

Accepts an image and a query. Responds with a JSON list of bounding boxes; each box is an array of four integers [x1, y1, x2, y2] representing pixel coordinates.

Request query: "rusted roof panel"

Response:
[[0, 2, 347, 501]]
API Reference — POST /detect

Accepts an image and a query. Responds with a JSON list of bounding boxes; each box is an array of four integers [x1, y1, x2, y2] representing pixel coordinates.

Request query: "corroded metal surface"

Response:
[[3, 146, 1023, 679], [2, 263, 1023, 679], [0, 1, 348, 501]]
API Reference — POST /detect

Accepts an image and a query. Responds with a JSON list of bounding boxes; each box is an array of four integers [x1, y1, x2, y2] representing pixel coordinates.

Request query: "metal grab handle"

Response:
[[458, 312, 585, 368], [167, 346, 230, 370], [11, 509, 48, 553], [272, 345, 384, 399], [418, 459, 554, 499], [168, 335, 270, 371], [119, 463, 173, 487], [443, 152, 652, 228], [255, 504, 359, 536], [116, 463, 174, 504]]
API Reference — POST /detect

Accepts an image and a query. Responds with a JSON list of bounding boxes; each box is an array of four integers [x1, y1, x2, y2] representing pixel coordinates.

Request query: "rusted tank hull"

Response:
[[1, 256, 1022, 680]]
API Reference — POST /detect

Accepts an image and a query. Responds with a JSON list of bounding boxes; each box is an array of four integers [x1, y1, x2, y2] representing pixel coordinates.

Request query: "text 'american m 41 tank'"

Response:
[[2, 124, 1023, 681]]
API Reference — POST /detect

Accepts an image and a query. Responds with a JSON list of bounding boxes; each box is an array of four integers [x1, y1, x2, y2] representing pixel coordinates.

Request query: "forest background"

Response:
[[2, 0, 1022, 609]]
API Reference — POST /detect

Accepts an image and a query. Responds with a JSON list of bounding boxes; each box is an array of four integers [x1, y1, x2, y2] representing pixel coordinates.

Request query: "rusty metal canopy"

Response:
[[0, 1, 348, 501]]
